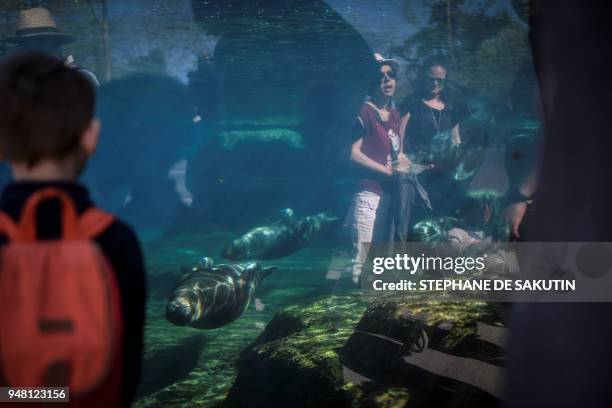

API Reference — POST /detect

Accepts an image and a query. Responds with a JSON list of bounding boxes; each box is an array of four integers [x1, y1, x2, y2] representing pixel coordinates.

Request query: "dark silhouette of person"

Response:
[[507, 2, 612, 407]]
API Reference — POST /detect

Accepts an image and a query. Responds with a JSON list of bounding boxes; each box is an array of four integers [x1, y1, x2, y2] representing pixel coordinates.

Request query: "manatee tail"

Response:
[[262, 266, 277, 279]]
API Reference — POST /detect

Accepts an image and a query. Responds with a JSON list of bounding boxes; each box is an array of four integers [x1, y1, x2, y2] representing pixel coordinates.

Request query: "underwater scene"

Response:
[[1, 0, 538, 406]]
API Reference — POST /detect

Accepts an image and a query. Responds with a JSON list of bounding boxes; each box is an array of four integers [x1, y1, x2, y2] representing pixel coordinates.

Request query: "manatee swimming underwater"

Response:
[[412, 216, 464, 243], [165, 257, 275, 329], [221, 208, 338, 261]]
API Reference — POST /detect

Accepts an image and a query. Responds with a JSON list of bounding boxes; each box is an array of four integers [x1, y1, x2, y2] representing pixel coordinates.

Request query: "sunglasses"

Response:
[[380, 70, 397, 80], [426, 76, 446, 85]]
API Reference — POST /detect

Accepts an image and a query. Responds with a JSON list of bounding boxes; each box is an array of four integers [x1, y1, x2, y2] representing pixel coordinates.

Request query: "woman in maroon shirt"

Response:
[[350, 53, 405, 284]]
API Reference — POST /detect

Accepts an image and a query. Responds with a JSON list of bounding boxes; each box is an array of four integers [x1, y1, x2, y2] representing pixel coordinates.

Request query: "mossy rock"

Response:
[[360, 387, 412, 408], [225, 295, 505, 408], [220, 128, 304, 149], [353, 298, 502, 353], [342, 298, 506, 407], [226, 295, 506, 408], [225, 294, 367, 407]]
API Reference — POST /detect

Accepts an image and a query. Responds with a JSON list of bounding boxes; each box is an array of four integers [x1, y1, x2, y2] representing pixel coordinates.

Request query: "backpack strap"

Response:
[[0, 212, 20, 241], [1, 188, 115, 242], [18, 188, 80, 241], [79, 208, 115, 239]]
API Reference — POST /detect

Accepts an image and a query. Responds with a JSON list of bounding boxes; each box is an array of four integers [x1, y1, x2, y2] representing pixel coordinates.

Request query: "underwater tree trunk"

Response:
[[87, 0, 112, 81], [101, 0, 111, 81], [447, 0, 455, 61]]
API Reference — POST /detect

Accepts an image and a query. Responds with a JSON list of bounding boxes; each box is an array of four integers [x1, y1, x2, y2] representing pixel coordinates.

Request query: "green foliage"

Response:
[[452, 25, 530, 104], [392, 0, 531, 105]]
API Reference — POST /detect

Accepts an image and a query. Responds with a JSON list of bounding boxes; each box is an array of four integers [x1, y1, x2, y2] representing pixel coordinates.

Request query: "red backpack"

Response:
[[0, 188, 123, 406]]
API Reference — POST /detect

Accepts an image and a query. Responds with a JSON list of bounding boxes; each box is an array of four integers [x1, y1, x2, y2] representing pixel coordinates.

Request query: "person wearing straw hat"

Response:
[[3, 7, 99, 86]]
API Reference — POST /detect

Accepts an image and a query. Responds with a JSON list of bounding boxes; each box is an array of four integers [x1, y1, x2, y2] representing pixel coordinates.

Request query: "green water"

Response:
[[134, 232, 352, 407]]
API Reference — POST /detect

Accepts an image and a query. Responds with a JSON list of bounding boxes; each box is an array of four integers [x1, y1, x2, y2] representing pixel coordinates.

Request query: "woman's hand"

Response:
[[505, 202, 527, 239], [398, 153, 412, 167], [352, 138, 395, 177], [385, 164, 394, 176], [393, 153, 412, 173], [451, 123, 461, 145]]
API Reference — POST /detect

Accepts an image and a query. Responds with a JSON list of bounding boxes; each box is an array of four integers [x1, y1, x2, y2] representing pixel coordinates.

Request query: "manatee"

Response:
[[221, 209, 338, 261], [412, 216, 464, 243], [165, 257, 275, 329]]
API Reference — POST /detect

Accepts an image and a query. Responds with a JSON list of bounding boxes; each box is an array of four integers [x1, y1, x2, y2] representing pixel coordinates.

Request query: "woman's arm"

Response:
[[351, 137, 392, 176], [396, 113, 412, 170], [505, 166, 539, 239], [399, 112, 410, 153], [451, 123, 461, 145]]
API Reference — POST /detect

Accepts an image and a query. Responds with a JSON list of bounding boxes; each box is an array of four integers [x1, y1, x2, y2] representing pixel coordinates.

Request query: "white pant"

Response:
[[352, 190, 381, 284]]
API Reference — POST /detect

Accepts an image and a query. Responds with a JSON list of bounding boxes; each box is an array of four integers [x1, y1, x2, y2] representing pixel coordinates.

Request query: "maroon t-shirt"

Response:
[[355, 102, 401, 195]]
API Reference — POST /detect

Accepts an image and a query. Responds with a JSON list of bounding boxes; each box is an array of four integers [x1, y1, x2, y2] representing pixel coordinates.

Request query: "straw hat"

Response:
[[374, 53, 400, 73], [3, 7, 76, 46]]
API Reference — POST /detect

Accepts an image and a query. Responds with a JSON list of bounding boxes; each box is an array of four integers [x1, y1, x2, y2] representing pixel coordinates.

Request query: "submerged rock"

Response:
[[226, 295, 506, 408], [225, 295, 367, 407], [220, 128, 304, 149], [342, 298, 506, 407]]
